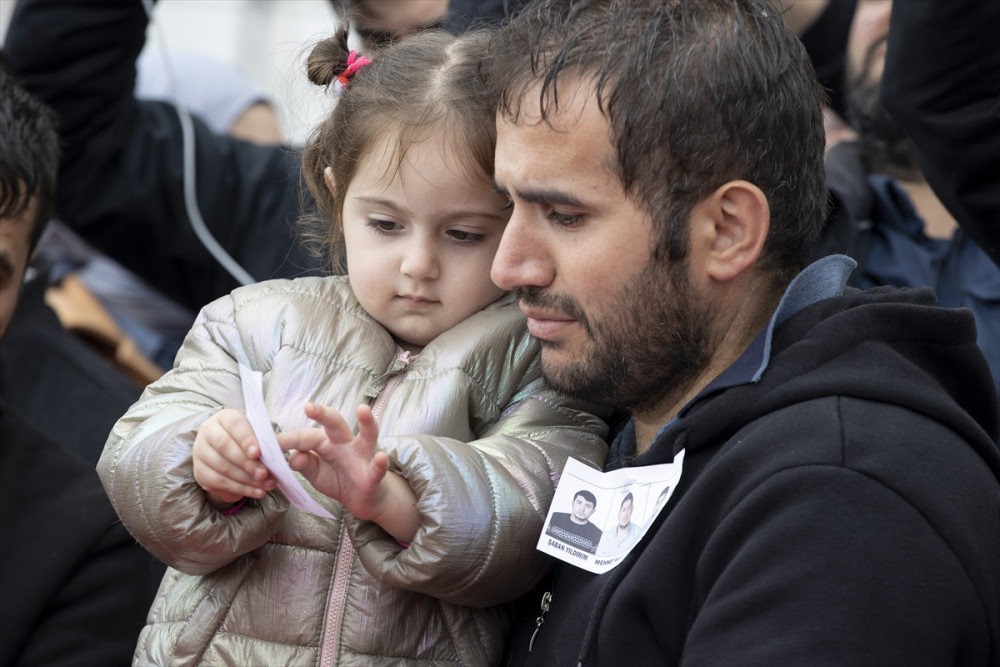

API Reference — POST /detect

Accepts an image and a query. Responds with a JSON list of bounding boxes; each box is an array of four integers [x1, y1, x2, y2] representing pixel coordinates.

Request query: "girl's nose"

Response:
[[400, 238, 440, 281]]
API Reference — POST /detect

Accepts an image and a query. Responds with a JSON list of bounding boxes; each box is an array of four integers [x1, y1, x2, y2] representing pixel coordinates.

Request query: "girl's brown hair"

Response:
[[299, 28, 496, 273]]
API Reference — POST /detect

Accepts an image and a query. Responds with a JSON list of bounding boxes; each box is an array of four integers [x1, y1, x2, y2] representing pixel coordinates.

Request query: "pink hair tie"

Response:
[[334, 50, 372, 94]]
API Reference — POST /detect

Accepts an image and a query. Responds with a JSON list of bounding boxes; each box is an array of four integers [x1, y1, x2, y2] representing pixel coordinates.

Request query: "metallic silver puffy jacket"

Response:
[[97, 276, 608, 666]]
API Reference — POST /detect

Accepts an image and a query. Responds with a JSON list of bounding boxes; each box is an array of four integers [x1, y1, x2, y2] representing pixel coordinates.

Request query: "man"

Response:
[[485, 1, 1000, 664], [0, 63, 151, 667], [814, 0, 999, 397], [545, 490, 603, 555], [595, 492, 640, 557]]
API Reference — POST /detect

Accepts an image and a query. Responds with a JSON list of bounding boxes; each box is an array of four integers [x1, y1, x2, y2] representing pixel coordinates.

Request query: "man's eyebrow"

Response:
[[492, 183, 587, 209]]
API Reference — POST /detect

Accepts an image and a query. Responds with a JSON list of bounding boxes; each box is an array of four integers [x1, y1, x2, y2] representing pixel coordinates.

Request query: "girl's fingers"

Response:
[[355, 404, 380, 448], [276, 426, 329, 453], [304, 403, 355, 443], [216, 408, 262, 459]]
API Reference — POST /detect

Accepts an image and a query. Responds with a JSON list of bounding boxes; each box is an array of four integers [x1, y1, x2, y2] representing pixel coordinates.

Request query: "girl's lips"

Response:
[[398, 294, 437, 305]]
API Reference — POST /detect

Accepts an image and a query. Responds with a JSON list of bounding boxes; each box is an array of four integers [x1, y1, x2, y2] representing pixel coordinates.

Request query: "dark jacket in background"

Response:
[[0, 355, 151, 667], [882, 0, 1000, 266], [3, 0, 321, 314], [817, 141, 1000, 397]]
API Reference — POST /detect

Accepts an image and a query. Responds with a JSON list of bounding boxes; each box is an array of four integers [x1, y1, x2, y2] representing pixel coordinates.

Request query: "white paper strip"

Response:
[[238, 363, 335, 519]]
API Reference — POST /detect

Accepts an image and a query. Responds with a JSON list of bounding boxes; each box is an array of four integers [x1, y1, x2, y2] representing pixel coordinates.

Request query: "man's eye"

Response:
[[548, 211, 582, 227]]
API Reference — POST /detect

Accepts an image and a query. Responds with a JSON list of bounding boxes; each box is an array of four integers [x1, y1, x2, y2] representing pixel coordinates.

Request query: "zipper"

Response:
[[369, 349, 415, 423], [527, 590, 552, 654], [319, 523, 353, 667], [319, 348, 414, 665]]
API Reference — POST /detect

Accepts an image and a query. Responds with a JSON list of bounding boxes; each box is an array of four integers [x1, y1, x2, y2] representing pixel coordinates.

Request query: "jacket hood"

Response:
[[676, 285, 1000, 482]]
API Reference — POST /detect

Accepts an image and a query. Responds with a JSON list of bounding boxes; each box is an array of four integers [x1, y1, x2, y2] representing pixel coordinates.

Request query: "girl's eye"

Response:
[[447, 229, 485, 244], [367, 218, 400, 235]]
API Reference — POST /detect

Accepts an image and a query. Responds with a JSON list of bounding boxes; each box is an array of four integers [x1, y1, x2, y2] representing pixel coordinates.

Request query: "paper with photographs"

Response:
[[537, 452, 685, 574]]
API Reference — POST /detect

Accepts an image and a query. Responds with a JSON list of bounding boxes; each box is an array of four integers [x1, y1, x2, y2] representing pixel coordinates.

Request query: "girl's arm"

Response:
[[96, 291, 287, 576], [340, 373, 610, 609]]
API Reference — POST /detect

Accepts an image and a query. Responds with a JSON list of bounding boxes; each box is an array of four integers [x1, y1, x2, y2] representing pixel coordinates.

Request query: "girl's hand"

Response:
[[278, 403, 420, 543], [193, 408, 275, 509], [277, 403, 387, 518]]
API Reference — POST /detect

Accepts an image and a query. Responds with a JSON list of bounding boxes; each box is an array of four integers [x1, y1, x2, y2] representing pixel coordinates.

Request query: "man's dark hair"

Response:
[[574, 489, 597, 508], [484, 0, 828, 286], [621, 492, 634, 508], [0, 55, 59, 251]]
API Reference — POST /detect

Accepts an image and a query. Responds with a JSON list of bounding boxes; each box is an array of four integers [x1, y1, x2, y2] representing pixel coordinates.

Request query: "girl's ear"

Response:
[[323, 166, 336, 196]]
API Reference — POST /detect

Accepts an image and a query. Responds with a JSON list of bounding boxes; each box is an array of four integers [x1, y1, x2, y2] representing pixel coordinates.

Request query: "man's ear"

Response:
[[323, 166, 336, 196], [691, 180, 769, 283]]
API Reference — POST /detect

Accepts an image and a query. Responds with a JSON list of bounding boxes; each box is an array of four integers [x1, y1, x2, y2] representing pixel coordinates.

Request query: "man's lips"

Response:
[[519, 305, 576, 339]]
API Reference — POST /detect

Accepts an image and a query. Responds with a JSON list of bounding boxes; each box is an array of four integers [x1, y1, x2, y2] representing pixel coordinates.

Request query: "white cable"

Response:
[[142, 0, 255, 286]]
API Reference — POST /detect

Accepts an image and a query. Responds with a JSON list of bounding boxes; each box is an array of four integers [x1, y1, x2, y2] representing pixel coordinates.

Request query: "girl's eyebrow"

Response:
[[354, 195, 507, 223], [353, 195, 406, 211]]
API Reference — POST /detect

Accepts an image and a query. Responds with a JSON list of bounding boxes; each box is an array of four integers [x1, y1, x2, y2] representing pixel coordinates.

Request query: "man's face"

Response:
[[571, 494, 596, 524], [348, 0, 449, 52], [492, 80, 716, 414], [0, 190, 35, 337], [844, 0, 915, 174], [846, 0, 893, 90], [617, 497, 634, 529]]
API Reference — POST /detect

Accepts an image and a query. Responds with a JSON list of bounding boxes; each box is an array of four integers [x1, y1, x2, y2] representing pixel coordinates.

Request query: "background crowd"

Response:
[[1, 0, 997, 665]]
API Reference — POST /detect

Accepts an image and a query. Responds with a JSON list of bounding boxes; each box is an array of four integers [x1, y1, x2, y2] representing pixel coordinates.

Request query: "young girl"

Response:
[[97, 29, 608, 666]]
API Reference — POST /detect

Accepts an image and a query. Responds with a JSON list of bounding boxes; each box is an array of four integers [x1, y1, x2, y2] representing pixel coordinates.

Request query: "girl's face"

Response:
[[338, 136, 509, 352]]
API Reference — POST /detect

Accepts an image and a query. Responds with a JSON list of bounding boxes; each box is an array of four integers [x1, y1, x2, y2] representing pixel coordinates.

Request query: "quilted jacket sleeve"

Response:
[[96, 290, 289, 576], [345, 348, 610, 608]]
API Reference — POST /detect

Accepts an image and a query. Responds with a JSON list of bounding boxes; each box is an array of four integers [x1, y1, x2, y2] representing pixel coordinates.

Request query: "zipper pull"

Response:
[[527, 591, 552, 653]]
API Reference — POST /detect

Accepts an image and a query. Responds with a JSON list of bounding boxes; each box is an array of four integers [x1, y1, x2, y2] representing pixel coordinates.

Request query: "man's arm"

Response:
[[881, 0, 1000, 266], [4, 0, 319, 311]]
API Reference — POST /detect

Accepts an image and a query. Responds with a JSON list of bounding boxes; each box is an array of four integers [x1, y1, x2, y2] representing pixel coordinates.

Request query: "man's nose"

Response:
[[491, 209, 553, 290]]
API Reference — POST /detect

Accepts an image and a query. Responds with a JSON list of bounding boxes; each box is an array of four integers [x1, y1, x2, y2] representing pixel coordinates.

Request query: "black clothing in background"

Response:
[[797, 0, 856, 118], [0, 355, 151, 667], [3, 0, 322, 315], [881, 0, 1000, 266], [444, 0, 526, 32], [1, 274, 139, 466]]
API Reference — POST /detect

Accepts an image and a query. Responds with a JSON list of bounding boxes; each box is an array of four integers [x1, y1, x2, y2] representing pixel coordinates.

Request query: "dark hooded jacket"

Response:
[[505, 285, 1000, 666], [0, 354, 152, 666]]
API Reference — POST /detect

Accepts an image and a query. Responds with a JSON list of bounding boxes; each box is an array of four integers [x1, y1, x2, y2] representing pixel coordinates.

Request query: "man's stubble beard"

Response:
[[518, 255, 717, 414]]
